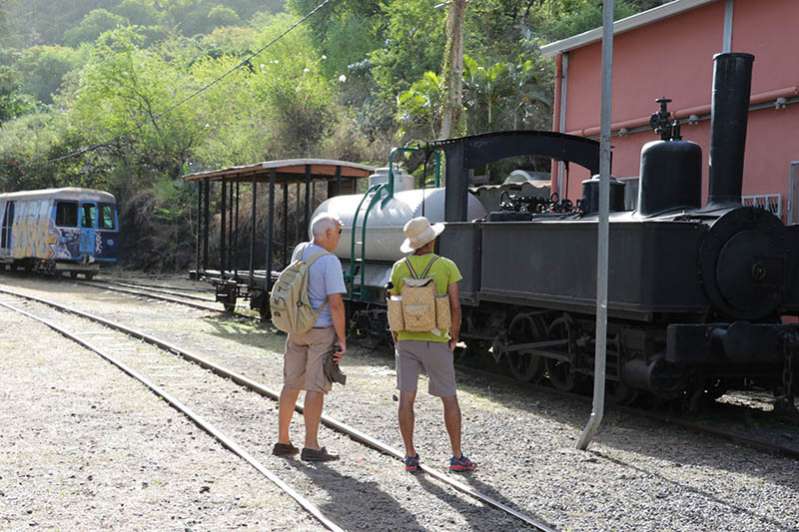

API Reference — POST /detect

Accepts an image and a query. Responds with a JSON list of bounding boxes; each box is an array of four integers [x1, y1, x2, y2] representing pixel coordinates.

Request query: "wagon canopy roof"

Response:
[[0, 187, 116, 202], [182, 158, 375, 184]]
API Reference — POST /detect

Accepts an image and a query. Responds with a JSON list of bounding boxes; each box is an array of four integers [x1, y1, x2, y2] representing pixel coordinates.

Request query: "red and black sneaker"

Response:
[[449, 454, 477, 472], [404, 454, 421, 473]]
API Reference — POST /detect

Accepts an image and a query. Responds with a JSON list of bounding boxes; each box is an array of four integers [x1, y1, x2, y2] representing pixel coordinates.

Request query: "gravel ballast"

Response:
[[3, 275, 799, 531], [0, 305, 323, 531]]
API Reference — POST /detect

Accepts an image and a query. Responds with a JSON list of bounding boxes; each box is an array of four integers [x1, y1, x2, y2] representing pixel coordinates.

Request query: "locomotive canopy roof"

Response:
[[0, 187, 116, 202], [182, 158, 375, 184]]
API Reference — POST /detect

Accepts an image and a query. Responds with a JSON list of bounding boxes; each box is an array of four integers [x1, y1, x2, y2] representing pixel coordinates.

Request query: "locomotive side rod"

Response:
[[577, 0, 614, 451]]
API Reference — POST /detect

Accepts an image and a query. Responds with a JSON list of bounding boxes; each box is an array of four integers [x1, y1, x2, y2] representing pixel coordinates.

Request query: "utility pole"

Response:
[[439, 0, 467, 140], [576, 0, 614, 451]]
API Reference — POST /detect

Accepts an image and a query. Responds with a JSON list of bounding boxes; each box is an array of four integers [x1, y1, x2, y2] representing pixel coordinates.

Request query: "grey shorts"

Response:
[[395, 340, 457, 397]]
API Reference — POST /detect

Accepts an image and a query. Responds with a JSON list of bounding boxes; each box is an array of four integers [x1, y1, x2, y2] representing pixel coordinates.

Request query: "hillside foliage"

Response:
[[0, 0, 667, 269]]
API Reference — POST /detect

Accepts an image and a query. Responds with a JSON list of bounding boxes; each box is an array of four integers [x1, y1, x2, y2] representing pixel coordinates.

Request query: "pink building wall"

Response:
[[552, 0, 799, 219]]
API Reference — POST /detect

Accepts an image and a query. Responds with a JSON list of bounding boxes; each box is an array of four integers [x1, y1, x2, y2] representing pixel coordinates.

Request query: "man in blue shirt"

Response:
[[273, 214, 347, 462]]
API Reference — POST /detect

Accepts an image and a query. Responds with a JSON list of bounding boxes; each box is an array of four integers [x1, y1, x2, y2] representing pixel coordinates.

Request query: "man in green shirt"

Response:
[[389, 216, 476, 473]]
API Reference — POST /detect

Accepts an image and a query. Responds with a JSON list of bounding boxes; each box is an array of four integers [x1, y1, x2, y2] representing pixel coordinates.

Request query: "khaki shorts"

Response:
[[284, 327, 335, 393], [395, 340, 457, 397]]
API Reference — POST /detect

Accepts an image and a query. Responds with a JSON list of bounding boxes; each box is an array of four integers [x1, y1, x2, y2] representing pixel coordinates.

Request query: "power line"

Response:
[[41, 0, 334, 166]]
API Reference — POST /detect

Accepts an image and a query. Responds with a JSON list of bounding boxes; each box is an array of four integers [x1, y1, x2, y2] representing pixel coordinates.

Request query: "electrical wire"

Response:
[[37, 0, 335, 166]]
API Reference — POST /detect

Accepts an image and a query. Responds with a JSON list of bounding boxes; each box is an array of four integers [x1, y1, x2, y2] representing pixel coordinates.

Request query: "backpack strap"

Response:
[[405, 255, 438, 280], [404, 257, 419, 279], [305, 251, 329, 267], [420, 255, 439, 278], [303, 250, 331, 312]]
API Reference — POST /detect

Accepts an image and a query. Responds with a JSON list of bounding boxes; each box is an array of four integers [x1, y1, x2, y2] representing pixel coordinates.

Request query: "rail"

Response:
[[0, 285, 557, 532], [0, 298, 344, 532]]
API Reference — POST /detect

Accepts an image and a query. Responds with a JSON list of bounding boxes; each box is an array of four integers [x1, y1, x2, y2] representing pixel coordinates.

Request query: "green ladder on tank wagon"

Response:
[[346, 182, 388, 301], [345, 146, 443, 301]]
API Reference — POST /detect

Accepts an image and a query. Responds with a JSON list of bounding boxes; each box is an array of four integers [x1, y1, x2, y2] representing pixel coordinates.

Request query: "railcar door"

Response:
[[79, 202, 97, 259], [96, 202, 118, 261], [1, 201, 15, 256]]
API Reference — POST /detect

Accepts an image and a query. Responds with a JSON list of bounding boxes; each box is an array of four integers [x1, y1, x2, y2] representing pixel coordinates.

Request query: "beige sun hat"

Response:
[[400, 216, 445, 254]]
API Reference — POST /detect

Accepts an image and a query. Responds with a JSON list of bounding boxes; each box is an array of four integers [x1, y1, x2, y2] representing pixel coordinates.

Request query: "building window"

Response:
[[742, 194, 782, 219]]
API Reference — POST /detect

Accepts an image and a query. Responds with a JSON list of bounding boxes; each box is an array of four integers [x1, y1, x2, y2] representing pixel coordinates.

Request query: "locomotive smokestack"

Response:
[[707, 52, 754, 207]]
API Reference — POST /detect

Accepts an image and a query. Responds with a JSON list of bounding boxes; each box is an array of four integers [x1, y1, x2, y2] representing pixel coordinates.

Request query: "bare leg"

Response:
[[278, 386, 301, 444], [303, 391, 325, 450], [441, 394, 462, 458], [398, 390, 417, 457]]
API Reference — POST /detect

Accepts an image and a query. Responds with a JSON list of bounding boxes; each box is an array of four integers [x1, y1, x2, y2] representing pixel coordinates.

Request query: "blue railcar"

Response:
[[0, 187, 119, 279]]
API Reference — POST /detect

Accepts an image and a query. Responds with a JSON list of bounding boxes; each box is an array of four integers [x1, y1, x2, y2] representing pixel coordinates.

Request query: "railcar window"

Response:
[[55, 201, 78, 227], [80, 203, 97, 228], [1, 201, 14, 249], [99, 204, 116, 230]]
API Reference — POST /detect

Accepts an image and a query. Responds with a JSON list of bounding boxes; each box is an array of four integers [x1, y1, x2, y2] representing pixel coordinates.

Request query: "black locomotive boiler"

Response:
[[354, 52, 799, 407]]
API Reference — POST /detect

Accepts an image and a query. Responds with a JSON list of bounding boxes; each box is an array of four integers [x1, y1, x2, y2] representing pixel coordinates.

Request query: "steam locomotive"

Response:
[[314, 52, 799, 407]]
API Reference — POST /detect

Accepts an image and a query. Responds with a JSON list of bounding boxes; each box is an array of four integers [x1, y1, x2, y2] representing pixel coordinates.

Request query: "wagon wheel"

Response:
[[608, 380, 639, 406], [506, 313, 545, 383], [70, 272, 79, 279], [84, 272, 95, 281]]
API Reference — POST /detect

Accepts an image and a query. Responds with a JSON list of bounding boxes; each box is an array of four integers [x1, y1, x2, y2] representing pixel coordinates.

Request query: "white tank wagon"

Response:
[[312, 186, 487, 288]]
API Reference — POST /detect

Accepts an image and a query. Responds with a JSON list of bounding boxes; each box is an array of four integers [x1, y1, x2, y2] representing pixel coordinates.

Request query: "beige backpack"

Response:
[[269, 250, 328, 335], [398, 256, 445, 332]]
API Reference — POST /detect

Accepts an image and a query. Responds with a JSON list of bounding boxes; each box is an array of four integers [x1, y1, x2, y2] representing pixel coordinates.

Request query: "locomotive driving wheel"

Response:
[[544, 314, 582, 392], [607, 380, 638, 405], [545, 358, 577, 392], [505, 313, 545, 383]]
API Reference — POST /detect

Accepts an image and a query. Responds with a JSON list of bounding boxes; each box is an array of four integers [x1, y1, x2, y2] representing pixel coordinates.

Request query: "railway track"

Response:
[[0, 296, 343, 531], [77, 280, 225, 313], [98, 278, 215, 294], [96, 279, 217, 301], [48, 277, 799, 461], [0, 285, 557, 532]]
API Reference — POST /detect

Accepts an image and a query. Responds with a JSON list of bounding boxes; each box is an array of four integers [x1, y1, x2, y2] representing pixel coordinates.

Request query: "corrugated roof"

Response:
[[540, 0, 718, 57]]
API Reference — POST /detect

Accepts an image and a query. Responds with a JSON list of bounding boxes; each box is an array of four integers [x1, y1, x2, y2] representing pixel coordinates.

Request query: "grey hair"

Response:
[[310, 213, 343, 238]]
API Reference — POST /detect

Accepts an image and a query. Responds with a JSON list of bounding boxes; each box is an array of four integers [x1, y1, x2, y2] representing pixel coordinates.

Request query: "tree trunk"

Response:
[[439, 0, 467, 140]]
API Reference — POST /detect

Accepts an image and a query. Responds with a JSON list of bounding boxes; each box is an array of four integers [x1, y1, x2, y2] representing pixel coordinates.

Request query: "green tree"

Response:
[[113, 0, 161, 26], [207, 5, 241, 28], [63, 9, 128, 47], [17, 46, 86, 104], [0, 65, 35, 123]]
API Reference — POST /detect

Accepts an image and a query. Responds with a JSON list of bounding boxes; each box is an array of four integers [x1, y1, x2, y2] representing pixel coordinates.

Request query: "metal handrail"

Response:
[[357, 184, 389, 295], [346, 183, 382, 291]]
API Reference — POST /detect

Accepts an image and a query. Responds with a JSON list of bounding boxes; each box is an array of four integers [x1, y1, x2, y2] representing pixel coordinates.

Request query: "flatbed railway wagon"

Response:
[[185, 159, 376, 311], [0, 187, 119, 278]]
